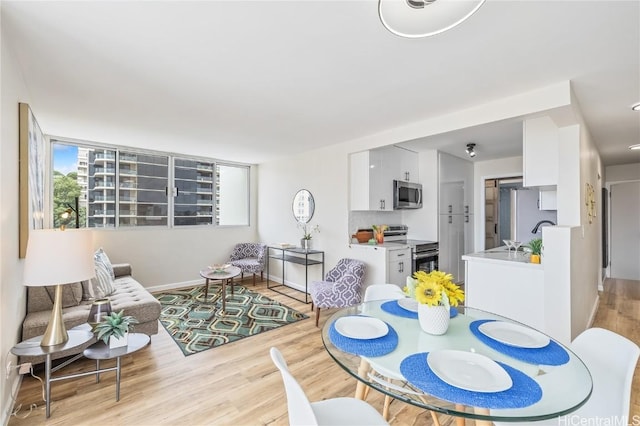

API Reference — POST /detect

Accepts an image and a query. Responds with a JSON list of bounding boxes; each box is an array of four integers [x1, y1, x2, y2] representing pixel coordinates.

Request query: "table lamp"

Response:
[[23, 229, 94, 347]]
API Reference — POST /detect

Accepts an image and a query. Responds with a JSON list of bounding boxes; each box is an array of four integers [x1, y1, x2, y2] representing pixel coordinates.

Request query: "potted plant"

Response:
[[93, 310, 139, 349], [372, 224, 388, 244], [526, 238, 543, 264], [298, 223, 320, 251], [404, 270, 465, 335]]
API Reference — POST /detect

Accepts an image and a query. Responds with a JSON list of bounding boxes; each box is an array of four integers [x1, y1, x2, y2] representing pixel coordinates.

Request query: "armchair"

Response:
[[228, 243, 267, 286], [309, 258, 365, 327]]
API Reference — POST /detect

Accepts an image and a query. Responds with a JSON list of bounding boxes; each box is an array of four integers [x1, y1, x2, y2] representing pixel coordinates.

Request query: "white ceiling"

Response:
[[2, 1, 639, 166]]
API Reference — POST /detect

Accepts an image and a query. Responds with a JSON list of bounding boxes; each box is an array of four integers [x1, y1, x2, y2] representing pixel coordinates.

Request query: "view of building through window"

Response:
[[52, 141, 249, 228]]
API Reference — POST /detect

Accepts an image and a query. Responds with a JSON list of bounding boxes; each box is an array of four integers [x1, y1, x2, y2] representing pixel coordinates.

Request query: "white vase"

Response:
[[109, 332, 128, 349], [417, 304, 450, 335]]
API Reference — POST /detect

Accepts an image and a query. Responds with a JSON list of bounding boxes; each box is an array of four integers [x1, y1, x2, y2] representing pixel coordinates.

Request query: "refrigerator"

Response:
[[510, 188, 557, 244]]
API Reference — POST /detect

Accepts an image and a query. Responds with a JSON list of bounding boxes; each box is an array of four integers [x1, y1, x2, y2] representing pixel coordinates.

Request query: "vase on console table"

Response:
[[301, 238, 312, 251], [417, 304, 449, 335]]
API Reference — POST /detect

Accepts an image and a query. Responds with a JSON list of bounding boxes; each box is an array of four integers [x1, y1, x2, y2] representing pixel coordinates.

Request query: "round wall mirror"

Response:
[[292, 189, 315, 223]]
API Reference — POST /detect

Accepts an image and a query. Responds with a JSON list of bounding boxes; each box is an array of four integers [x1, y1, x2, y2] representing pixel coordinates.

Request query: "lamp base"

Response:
[[40, 284, 69, 347]]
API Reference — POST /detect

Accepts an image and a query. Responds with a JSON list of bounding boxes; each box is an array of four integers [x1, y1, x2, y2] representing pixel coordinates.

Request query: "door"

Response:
[[610, 181, 640, 280], [484, 179, 499, 249]]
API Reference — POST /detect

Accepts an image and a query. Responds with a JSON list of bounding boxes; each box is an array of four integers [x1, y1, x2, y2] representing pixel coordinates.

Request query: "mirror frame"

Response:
[[292, 189, 315, 223]]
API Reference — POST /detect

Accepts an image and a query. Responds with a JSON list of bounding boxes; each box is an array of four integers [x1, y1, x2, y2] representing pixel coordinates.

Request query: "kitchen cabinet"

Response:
[[440, 181, 465, 215], [439, 214, 465, 283], [349, 148, 393, 211], [539, 189, 558, 210], [349, 146, 418, 211], [387, 247, 411, 286], [523, 116, 559, 188], [393, 146, 419, 182]]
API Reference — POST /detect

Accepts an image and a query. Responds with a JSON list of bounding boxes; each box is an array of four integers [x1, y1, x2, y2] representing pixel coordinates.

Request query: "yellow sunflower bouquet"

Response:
[[404, 270, 465, 307]]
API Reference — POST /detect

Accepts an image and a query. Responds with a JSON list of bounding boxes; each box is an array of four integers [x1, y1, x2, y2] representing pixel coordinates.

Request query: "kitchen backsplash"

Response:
[[349, 211, 403, 237]]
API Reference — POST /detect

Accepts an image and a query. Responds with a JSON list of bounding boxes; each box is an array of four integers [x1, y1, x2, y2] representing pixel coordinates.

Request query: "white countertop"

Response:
[[349, 242, 410, 250], [462, 246, 542, 269]]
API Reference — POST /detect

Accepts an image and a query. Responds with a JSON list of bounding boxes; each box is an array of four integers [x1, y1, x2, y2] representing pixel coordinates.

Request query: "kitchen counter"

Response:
[[462, 246, 541, 269]]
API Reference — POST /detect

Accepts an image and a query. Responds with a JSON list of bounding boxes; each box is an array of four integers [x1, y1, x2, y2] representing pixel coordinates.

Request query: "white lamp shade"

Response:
[[379, 0, 485, 38], [24, 229, 95, 287]]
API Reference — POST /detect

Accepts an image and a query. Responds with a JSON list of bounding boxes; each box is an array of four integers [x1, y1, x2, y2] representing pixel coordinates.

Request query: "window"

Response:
[[51, 140, 249, 228]]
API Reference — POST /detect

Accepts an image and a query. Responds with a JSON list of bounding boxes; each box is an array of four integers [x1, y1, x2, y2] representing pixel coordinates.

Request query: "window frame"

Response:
[[49, 137, 251, 229]]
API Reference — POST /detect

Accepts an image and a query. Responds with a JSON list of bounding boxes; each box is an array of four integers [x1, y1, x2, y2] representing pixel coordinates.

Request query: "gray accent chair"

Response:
[[228, 243, 268, 285]]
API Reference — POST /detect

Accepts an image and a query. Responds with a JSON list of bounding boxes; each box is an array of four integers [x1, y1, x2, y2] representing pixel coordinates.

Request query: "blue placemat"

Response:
[[400, 352, 542, 409], [328, 316, 398, 357], [380, 300, 459, 319], [470, 320, 570, 366]]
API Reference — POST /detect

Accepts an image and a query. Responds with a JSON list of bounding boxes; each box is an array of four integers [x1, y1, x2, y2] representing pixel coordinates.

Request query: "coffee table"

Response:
[[10, 328, 94, 418], [83, 333, 150, 401], [199, 265, 241, 312]]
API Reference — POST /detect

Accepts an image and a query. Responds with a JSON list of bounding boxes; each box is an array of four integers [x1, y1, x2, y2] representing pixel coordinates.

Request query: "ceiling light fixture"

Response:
[[378, 0, 486, 38], [629, 144, 640, 150], [466, 143, 476, 158], [632, 102, 640, 111]]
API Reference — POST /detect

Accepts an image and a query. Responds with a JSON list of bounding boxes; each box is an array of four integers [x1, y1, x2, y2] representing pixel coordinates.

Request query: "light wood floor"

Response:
[[7, 277, 640, 425]]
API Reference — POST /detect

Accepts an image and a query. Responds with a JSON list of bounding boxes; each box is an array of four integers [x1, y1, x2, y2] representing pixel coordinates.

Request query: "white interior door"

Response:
[[610, 181, 640, 280]]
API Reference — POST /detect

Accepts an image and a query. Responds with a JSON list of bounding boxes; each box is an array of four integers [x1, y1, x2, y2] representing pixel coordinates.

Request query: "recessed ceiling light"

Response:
[[629, 144, 640, 150], [632, 102, 640, 111]]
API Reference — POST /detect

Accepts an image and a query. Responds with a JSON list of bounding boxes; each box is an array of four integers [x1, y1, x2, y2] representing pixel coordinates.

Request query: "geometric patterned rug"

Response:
[[155, 284, 309, 356]]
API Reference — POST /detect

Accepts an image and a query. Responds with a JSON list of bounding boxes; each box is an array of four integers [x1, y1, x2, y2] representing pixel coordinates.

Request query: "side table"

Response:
[[10, 328, 94, 418], [83, 333, 150, 401], [199, 266, 241, 312]]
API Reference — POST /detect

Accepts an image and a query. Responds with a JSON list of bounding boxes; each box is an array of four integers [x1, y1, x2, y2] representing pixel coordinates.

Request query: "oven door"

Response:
[[413, 251, 439, 274]]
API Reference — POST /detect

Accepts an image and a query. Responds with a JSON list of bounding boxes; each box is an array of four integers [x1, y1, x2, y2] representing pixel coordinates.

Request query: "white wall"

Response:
[[472, 156, 523, 252], [1, 25, 31, 424], [605, 163, 640, 183]]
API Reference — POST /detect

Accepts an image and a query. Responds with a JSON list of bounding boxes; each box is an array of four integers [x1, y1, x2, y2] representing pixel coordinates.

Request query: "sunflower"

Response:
[[410, 270, 465, 307], [414, 279, 442, 306]]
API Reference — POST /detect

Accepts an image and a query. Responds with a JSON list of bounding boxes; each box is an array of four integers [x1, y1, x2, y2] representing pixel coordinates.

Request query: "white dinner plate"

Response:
[[427, 350, 513, 393], [334, 316, 389, 340], [397, 298, 419, 313], [478, 321, 550, 349]]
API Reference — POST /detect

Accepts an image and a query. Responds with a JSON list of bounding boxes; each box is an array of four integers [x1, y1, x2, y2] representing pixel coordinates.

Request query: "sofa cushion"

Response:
[[26, 282, 83, 313], [95, 248, 115, 279], [82, 249, 117, 300]]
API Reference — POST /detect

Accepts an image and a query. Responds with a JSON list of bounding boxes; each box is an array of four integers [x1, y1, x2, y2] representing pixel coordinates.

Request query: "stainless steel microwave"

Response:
[[393, 180, 423, 209]]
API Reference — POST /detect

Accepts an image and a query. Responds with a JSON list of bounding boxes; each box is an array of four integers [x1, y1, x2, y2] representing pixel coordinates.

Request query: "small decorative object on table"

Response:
[[88, 298, 112, 328], [93, 310, 139, 349], [209, 263, 231, 273], [404, 270, 464, 335], [372, 224, 388, 244], [526, 238, 543, 264], [298, 222, 320, 251]]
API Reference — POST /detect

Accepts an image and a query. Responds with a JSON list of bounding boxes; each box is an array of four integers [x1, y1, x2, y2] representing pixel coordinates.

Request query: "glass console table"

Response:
[[266, 246, 324, 303]]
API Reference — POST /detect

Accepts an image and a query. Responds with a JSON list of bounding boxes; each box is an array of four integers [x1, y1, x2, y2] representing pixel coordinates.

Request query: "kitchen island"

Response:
[[463, 246, 545, 331]]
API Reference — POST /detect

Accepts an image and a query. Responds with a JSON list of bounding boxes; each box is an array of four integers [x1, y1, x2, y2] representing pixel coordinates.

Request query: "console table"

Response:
[[267, 247, 324, 303]]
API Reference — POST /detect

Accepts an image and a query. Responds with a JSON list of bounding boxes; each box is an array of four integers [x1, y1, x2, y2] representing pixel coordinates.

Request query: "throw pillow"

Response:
[[94, 247, 115, 280], [82, 249, 117, 300]]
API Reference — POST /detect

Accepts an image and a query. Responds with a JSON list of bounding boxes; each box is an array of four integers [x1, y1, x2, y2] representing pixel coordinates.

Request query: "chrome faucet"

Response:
[[531, 220, 556, 234]]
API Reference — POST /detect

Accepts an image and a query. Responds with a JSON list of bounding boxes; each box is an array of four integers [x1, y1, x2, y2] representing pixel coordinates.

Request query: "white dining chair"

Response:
[[363, 283, 405, 302], [270, 347, 389, 426], [494, 327, 640, 425]]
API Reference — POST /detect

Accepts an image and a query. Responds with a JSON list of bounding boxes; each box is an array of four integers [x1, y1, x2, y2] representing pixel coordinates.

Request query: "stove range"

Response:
[[383, 225, 439, 273]]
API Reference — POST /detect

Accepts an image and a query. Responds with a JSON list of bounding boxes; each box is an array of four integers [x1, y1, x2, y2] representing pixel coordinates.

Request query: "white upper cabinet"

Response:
[[393, 146, 419, 182], [350, 148, 393, 211], [349, 146, 418, 211], [438, 152, 474, 214], [523, 116, 559, 188], [539, 189, 558, 210]]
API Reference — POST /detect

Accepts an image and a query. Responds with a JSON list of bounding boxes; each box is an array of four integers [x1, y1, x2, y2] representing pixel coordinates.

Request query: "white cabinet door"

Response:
[[439, 214, 465, 283], [395, 147, 419, 182], [523, 116, 559, 187], [387, 247, 411, 285], [349, 150, 393, 211], [440, 181, 465, 215], [539, 189, 557, 210]]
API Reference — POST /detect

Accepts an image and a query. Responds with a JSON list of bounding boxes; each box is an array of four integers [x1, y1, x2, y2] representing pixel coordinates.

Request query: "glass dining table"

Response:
[[321, 301, 592, 425]]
